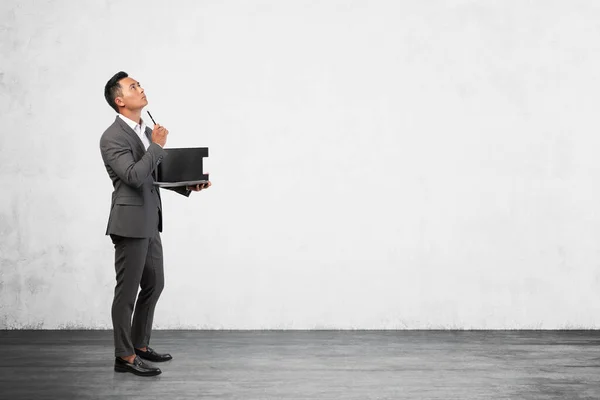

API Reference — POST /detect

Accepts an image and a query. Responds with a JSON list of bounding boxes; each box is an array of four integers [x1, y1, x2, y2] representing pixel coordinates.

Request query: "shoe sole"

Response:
[[114, 365, 162, 376]]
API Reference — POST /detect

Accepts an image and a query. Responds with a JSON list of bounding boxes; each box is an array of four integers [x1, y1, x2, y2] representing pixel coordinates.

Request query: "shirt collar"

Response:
[[118, 113, 146, 132]]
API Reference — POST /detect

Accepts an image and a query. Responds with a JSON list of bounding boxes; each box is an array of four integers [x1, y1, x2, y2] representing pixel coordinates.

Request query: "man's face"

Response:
[[114, 77, 148, 111]]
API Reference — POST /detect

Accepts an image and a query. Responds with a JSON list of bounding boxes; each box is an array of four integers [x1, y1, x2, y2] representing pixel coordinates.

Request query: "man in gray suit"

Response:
[[99, 71, 211, 376]]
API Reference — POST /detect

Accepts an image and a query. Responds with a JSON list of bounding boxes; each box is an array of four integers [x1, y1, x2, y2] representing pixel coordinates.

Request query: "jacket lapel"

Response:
[[144, 126, 160, 182], [144, 126, 153, 148], [114, 117, 160, 186], [115, 116, 145, 157]]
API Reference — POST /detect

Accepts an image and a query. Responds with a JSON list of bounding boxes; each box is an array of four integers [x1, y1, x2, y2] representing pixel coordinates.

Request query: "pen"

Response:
[[147, 110, 157, 125]]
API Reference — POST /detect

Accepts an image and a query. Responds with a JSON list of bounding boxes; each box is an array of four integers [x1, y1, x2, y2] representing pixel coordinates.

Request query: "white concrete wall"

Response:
[[2, 0, 600, 329]]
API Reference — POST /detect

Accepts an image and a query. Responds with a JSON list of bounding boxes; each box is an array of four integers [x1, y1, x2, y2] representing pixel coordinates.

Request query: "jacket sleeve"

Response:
[[100, 134, 167, 188], [163, 186, 192, 197]]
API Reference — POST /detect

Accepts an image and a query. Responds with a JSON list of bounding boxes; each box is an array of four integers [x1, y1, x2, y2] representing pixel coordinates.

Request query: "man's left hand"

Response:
[[187, 181, 211, 192]]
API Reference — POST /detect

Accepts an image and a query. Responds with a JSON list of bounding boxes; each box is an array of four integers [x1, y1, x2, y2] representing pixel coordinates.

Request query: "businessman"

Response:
[[99, 71, 211, 376]]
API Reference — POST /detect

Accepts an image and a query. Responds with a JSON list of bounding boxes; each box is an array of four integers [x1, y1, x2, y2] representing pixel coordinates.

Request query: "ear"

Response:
[[114, 96, 125, 108]]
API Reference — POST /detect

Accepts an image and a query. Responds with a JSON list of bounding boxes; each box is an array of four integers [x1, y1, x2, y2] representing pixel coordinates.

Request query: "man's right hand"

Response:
[[151, 124, 168, 147]]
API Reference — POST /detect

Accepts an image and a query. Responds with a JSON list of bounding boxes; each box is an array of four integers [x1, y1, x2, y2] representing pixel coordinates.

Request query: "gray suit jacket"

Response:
[[99, 115, 190, 238]]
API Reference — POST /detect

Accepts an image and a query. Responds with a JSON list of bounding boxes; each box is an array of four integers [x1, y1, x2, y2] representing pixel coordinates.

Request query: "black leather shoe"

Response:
[[114, 356, 161, 376], [135, 346, 173, 362]]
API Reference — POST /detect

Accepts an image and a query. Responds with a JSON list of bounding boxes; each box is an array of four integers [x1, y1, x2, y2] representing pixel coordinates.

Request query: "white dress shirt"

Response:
[[118, 114, 151, 150]]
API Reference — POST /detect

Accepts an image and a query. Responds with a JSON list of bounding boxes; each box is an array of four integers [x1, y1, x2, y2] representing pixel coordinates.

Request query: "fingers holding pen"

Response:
[[151, 124, 168, 147]]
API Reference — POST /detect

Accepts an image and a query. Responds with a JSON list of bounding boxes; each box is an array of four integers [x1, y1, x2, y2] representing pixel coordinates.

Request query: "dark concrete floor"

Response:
[[1, 330, 600, 399]]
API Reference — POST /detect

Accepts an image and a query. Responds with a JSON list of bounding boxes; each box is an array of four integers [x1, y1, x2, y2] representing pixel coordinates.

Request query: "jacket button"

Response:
[[151, 188, 154, 193]]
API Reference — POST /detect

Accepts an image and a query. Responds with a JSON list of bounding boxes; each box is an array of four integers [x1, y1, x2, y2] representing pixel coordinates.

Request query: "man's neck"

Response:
[[119, 109, 142, 125]]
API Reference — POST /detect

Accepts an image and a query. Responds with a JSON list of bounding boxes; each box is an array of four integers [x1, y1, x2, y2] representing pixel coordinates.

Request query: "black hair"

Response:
[[104, 71, 129, 113]]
